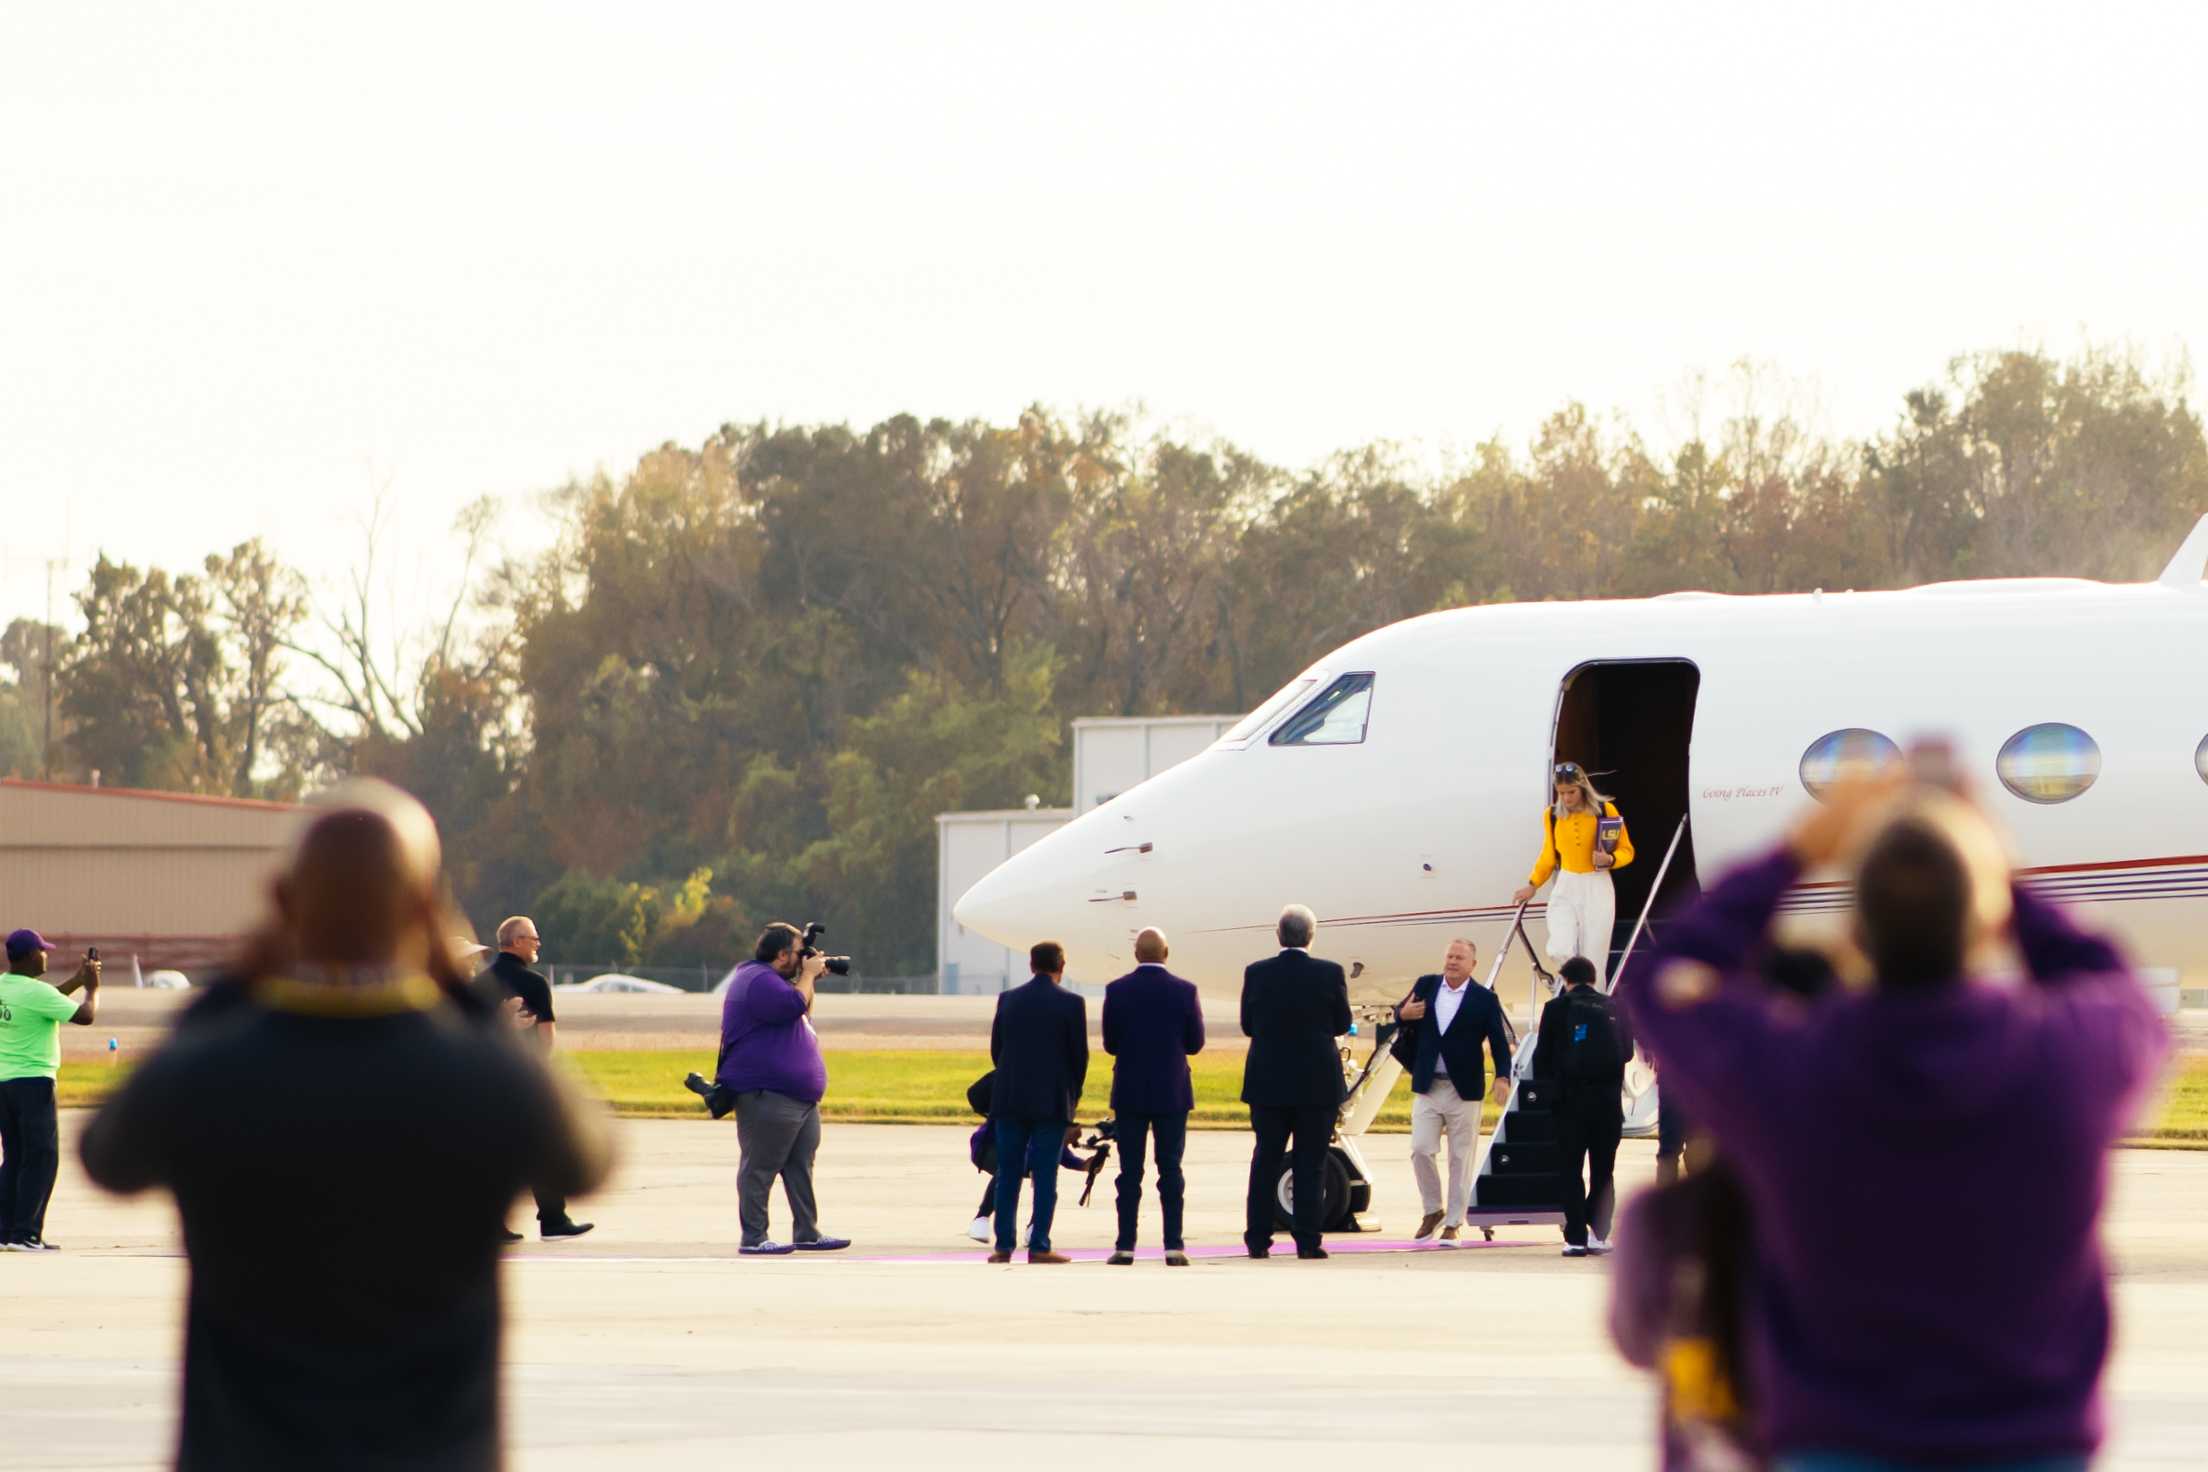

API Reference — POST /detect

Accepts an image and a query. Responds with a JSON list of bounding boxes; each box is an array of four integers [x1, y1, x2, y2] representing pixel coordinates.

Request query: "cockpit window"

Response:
[[1219, 677, 1317, 745], [1270, 672, 1376, 747]]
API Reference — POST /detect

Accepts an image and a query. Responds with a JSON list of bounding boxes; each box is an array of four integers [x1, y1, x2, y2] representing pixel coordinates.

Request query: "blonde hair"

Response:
[[1553, 770, 1612, 819]]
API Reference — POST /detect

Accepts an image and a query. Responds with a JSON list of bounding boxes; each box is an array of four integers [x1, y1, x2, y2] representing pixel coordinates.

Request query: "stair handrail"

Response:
[[1606, 813, 1689, 996]]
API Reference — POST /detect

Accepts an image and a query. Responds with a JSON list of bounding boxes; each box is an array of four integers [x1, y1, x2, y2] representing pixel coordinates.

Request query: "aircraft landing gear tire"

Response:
[[1274, 1152, 1353, 1233], [1481, 1227, 1494, 1242]]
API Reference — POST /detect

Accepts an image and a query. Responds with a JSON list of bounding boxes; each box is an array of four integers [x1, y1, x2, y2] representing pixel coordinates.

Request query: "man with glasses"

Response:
[[478, 917, 594, 1242]]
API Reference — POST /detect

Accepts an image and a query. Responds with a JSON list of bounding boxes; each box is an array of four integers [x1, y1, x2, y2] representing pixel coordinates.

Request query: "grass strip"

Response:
[[569, 1048, 1450, 1130], [60, 1047, 2208, 1145]]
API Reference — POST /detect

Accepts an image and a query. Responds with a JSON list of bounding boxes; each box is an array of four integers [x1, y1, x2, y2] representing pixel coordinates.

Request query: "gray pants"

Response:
[[735, 1089, 821, 1246]]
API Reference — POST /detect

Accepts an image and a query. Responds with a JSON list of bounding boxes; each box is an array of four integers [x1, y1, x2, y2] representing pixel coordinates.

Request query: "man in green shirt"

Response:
[[1, 927, 100, 1250]]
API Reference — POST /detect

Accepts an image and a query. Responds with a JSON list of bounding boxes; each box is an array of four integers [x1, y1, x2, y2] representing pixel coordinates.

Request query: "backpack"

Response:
[[1561, 987, 1625, 1083]]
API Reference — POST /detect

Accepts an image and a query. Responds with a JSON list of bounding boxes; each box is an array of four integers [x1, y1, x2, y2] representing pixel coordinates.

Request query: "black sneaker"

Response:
[[540, 1220, 596, 1242]]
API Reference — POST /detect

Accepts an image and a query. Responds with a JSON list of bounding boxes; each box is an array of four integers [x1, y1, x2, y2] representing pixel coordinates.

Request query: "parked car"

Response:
[[556, 973, 685, 995]]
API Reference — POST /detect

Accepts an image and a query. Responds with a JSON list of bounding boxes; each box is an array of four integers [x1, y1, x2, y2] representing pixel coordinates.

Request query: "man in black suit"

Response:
[[1393, 938, 1515, 1241], [1535, 954, 1636, 1257], [987, 941, 1089, 1265], [1101, 927, 1205, 1267], [1240, 904, 1352, 1260]]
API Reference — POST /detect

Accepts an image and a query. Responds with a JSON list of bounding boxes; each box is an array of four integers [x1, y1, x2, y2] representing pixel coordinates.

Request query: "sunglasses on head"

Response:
[[1554, 764, 1584, 780]]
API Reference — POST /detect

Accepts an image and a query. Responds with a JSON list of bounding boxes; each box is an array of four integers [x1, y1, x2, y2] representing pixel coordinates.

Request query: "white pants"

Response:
[[1410, 1077, 1478, 1225], [1544, 868, 1617, 983]]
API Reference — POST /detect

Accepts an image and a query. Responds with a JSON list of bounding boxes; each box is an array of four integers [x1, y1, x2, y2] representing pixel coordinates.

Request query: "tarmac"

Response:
[[7, 1115, 2208, 1470]]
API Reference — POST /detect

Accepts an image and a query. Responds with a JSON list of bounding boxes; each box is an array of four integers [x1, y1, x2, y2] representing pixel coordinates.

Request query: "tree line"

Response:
[[2, 345, 2202, 975]]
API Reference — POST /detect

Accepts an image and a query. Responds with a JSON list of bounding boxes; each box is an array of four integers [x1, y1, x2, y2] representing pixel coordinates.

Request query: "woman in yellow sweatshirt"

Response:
[[1513, 762, 1634, 983]]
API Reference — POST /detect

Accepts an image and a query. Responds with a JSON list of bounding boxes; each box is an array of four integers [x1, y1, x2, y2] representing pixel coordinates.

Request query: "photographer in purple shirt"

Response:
[[1623, 771, 2168, 1471], [715, 923, 850, 1257]]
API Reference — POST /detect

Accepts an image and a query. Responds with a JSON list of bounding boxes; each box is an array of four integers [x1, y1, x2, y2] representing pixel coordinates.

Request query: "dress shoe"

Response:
[[986, 1251, 1012, 1263], [1164, 1251, 1191, 1267], [1414, 1210, 1445, 1240], [1027, 1250, 1072, 1264], [1245, 1245, 1271, 1259], [1296, 1246, 1330, 1260], [540, 1219, 595, 1242], [497, 1228, 525, 1245], [1107, 1251, 1136, 1265]]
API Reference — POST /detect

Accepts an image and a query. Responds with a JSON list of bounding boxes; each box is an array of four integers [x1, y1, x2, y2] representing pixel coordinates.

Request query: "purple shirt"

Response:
[[1625, 846, 2168, 1465], [716, 961, 827, 1105]]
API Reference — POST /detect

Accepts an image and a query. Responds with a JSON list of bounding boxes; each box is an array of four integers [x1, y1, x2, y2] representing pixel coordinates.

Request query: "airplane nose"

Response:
[[954, 817, 1139, 951], [953, 842, 1062, 948]]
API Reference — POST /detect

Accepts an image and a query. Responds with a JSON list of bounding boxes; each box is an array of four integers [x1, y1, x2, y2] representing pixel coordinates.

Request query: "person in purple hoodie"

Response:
[[1623, 772, 2169, 1472], [712, 922, 850, 1257]]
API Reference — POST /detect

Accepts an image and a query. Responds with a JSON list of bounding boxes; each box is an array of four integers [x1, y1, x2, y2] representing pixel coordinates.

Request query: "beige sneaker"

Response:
[[1414, 1210, 1445, 1240], [1439, 1224, 1461, 1242]]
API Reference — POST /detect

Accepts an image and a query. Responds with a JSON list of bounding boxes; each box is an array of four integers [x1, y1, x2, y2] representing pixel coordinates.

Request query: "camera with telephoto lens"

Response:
[[799, 922, 852, 977]]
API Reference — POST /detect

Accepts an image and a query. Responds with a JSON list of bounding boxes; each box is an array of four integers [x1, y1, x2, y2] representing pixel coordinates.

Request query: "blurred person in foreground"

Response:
[[0, 929, 100, 1249], [79, 780, 614, 1472], [1623, 770, 2169, 1472], [1536, 954, 1635, 1257], [1392, 937, 1513, 1242], [1609, 944, 1839, 1472], [1239, 904, 1351, 1260], [986, 940, 1088, 1264], [715, 921, 850, 1256], [1102, 926, 1204, 1266], [476, 915, 593, 1242]]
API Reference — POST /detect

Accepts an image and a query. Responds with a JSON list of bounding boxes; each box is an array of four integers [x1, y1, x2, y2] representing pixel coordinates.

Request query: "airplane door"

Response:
[[1548, 659, 1703, 965]]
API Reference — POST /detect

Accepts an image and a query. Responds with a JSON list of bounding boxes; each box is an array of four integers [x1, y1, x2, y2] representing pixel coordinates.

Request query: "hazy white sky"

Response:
[[4, 2, 2203, 635]]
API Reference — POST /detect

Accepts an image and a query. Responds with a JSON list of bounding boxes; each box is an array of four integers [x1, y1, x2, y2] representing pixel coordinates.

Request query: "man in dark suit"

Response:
[[1239, 904, 1352, 1260], [1393, 937, 1515, 1241], [1536, 954, 1635, 1257], [1101, 927, 1205, 1267], [987, 941, 1089, 1264]]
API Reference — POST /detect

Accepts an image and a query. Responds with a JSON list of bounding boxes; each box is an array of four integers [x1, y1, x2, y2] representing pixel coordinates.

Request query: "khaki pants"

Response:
[[1409, 1077, 1477, 1226]]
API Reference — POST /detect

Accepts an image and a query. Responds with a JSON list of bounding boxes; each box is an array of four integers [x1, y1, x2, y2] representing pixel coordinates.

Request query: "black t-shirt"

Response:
[[80, 979, 609, 1472], [478, 952, 556, 1025]]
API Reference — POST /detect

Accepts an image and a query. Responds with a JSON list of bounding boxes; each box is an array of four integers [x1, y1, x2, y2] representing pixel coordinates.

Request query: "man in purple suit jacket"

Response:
[[1101, 928, 1206, 1266]]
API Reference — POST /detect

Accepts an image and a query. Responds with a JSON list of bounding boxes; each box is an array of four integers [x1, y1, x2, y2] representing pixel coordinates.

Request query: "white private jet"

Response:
[[954, 517, 2208, 1236]]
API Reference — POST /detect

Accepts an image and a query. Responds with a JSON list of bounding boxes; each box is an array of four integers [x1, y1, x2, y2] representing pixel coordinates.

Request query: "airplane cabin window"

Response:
[[1799, 728, 1902, 800], [1221, 677, 1318, 744], [1270, 672, 1376, 747], [1996, 723, 2102, 804], [2198, 733, 2208, 786]]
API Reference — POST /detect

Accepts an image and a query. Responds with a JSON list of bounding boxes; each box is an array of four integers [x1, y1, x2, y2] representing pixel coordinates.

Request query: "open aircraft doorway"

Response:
[[1549, 659, 1703, 970]]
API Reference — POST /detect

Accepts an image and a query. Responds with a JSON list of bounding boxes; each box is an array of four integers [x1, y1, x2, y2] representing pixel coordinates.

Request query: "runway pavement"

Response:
[[7, 1116, 2208, 1470]]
